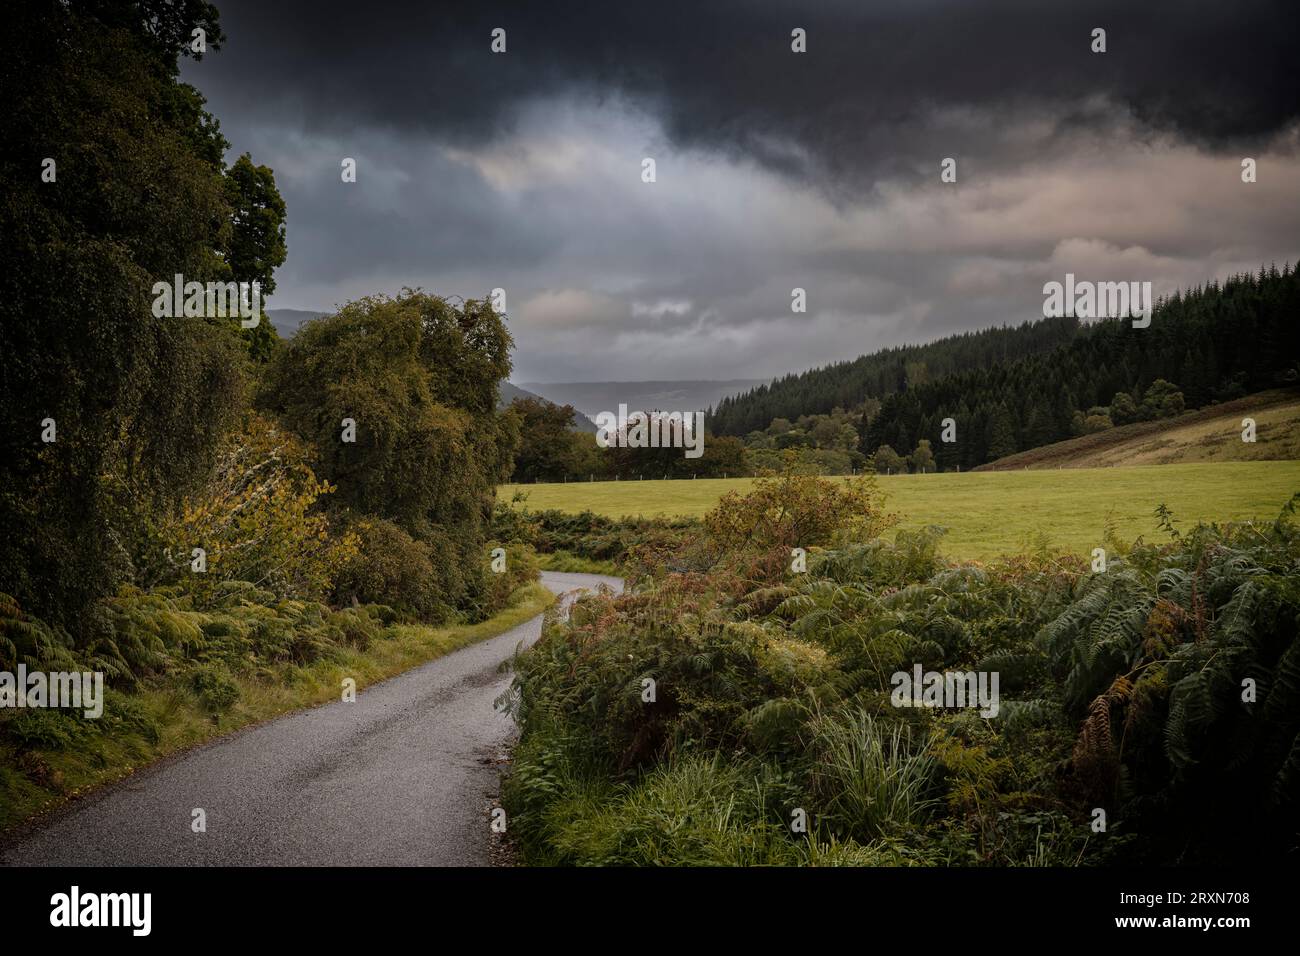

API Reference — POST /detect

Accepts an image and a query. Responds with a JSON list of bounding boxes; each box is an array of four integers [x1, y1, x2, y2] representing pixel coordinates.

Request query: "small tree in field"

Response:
[[872, 444, 906, 475], [910, 439, 935, 474]]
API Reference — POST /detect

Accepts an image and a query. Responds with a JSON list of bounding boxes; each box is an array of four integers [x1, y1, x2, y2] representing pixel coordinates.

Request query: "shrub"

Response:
[[0, 592, 79, 673], [701, 469, 894, 585], [510, 578, 778, 771], [190, 664, 240, 715], [258, 291, 519, 619], [331, 519, 453, 623], [506, 492, 1300, 866], [1039, 508, 1300, 862], [493, 506, 696, 565], [3, 709, 91, 751], [480, 542, 540, 617]]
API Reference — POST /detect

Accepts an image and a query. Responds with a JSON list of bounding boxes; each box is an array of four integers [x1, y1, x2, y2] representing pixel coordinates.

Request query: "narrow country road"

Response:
[[0, 571, 622, 867]]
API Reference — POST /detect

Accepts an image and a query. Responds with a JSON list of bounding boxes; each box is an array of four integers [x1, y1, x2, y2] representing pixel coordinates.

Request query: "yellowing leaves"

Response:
[[160, 414, 359, 604]]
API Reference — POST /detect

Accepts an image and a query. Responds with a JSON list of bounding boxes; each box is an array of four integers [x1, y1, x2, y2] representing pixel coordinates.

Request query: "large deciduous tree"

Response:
[[0, 0, 286, 630], [258, 291, 519, 616]]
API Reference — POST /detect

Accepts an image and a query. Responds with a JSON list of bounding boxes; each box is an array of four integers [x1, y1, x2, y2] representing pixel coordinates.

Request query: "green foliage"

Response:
[[330, 518, 454, 623], [1110, 391, 1139, 425], [0, 584, 319, 759], [0, 593, 78, 673], [506, 397, 589, 483], [534, 551, 621, 575], [872, 444, 906, 475], [5, 709, 92, 751], [259, 290, 519, 619], [506, 487, 1300, 866], [491, 505, 696, 568], [221, 153, 287, 295], [1139, 378, 1185, 420], [1, 579, 411, 696], [809, 709, 941, 840], [1039, 509, 1300, 860], [149, 414, 359, 604], [191, 664, 240, 715], [0, 0, 286, 634], [704, 469, 891, 562], [505, 744, 807, 866], [508, 578, 776, 772], [910, 439, 936, 473], [481, 543, 541, 619], [594, 429, 752, 481]]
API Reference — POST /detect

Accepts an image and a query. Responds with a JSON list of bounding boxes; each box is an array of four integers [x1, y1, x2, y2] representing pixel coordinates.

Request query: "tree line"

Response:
[[506, 396, 749, 482], [510, 260, 1300, 482], [710, 316, 1082, 436]]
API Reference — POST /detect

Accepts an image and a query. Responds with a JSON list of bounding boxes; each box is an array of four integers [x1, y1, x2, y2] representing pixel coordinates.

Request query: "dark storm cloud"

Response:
[[191, 0, 1299, 187], [180, 0, 1300, 382]]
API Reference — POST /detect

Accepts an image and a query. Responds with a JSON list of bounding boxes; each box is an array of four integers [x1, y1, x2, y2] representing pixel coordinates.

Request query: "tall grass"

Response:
[[810, 709, 941, 840]]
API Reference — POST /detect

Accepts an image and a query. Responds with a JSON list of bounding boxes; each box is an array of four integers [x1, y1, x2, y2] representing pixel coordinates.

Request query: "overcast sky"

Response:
[[184, 0, 1300, 383]]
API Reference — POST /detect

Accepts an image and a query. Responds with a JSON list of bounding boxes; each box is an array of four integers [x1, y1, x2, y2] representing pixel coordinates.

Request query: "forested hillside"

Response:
[[710, 316, 1081, 435], [712, 268, 1300, 475], [863, 267, 1300, 470]]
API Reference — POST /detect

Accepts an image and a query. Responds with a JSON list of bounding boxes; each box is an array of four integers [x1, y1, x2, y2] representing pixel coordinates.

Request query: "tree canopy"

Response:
[[0, 0, 286, 629]]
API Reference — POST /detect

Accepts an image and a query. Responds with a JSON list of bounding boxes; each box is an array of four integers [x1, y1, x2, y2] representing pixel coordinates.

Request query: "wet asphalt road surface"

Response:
[[0, 571, 621, 867]]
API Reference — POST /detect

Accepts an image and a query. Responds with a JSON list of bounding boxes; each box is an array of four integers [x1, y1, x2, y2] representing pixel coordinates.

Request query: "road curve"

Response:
[[0, 571, 622, 867]]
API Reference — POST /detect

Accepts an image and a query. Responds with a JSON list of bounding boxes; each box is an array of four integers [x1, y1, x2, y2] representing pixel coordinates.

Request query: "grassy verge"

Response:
[[0, 582, 554, 835], [535, 551, 622, 576]]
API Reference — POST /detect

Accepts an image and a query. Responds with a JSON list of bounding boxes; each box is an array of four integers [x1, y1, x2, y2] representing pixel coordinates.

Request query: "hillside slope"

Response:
[[976, 389, 1300, 470], [499, 382, 599, 434]]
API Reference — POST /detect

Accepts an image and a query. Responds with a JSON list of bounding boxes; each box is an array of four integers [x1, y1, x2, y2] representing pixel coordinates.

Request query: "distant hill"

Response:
[[714, 266, 1300, 463], [499, 381, 540, 405], [976, 389, 1300, 470], [267, 308, 327, 337], [499, 382, 598, 434], [522, 380, 768, 426]]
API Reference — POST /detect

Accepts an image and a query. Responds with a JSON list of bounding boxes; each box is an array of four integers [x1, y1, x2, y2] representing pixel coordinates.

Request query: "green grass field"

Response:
[[501, 461, 1300, 561]]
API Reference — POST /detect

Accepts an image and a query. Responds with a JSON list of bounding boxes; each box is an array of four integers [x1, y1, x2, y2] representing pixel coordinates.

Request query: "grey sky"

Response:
[[184, 0, 1300, 382]]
